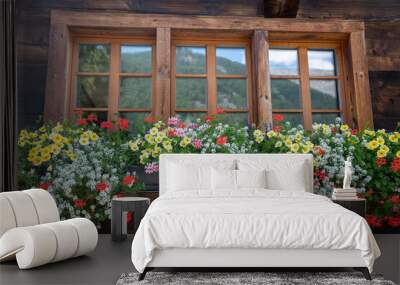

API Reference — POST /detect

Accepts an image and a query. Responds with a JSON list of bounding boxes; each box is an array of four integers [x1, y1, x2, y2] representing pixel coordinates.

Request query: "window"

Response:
[[70, 37, 155, 133], [268, 42, 346, 128], [171, 40, 252, 125]]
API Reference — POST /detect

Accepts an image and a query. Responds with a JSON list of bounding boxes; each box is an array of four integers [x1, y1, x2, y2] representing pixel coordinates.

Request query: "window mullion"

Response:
[[108, 42, 120, 123], [299, 47, 312, 129], [207, 44, 217, 115]]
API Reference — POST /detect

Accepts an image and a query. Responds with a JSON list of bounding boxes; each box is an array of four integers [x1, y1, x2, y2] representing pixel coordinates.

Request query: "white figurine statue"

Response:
[[343, 157, 352, 189]]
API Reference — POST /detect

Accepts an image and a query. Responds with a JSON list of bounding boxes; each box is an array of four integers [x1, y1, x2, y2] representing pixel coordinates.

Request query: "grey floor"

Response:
[[0, 234, 134, 285]]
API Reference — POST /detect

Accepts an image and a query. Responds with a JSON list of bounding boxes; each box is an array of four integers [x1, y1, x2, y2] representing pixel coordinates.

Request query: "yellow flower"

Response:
[[389, 134, 398, 143], [376, 136, 385, 145], [90, 132, 98, 142], [285, 138, 292, 146], [366, 140, 379, 150], [52, 133, 64, 144], [150, 127, 158, 136], [267, 131, 277, 138], [79, 137, 89, 146], [80, 132, 90, 140], [179, 137, 191, 147], [40, 133, 48, 141], [41, 153, 51, 162], [155, 135, 163, 144], [290, 143, 300, 153], [145, 134, 154, 144], [397, 150, 400, 158], [380, 145, 389, 153], [141, 151, 150, 159], [255, 136, 263, 143], [53, 123, 63, 133], [322, 125, 330, 135], [162, 140, 172, 150], [32, 156, 42, 166], [340, 124, 349, 132], [39, 126, 46, 132], [377, 149, 387, 158], [364, 129, 375, 137], [41, 147, 51, 156], [302, 145, 312, 153], [55, 142, 64, 149], [295, 133, 302, 142], [253, 130, 263, 137], [129, 141, 139, 152], [275, 141, 283, 148]]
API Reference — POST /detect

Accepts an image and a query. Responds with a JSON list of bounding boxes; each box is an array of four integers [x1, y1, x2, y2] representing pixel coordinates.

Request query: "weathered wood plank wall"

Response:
[[15, 0, 399, 129]]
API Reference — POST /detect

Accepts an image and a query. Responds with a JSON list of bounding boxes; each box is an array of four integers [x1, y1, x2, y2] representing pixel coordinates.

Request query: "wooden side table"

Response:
[[111, 197, 150, 242], [332, 198, 366, 218]]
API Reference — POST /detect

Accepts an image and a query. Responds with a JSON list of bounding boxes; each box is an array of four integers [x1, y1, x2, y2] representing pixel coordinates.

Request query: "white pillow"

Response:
[[237, 159, 307, 191], [236, 169, 267, 189], [212, 168, 237, 190], [167, 163, 211, 191]]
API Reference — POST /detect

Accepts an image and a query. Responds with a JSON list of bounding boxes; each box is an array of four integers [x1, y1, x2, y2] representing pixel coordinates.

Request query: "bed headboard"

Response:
[[159, 154, 314, 196]]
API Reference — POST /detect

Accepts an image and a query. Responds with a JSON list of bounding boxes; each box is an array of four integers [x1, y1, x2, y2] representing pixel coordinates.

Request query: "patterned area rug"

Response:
[[116, 271, 396, 285]]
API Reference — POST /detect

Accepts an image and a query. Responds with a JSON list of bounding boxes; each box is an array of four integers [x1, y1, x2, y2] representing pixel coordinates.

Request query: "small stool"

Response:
[[111, 197, 150, 242]]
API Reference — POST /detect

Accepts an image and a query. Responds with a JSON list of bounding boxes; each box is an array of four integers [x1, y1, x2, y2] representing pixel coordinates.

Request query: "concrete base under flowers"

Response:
[[373, 234, 400, 284]]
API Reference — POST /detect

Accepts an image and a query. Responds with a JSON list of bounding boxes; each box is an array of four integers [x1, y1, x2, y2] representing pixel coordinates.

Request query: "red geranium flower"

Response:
[[351, 129, 358, 135], [118, 118, 129, 130], [314, 169, 328, 181], [167, 129, 177, 137], [95, 182, 109, 192], [376, 158, 387, 167], [39, 182, 49, 191], [116, 192, 124, 198], [178, 123, 185, 129], [391, 158, 400, 173], [387, 216, 400, 228], [76, 118, 88, 126], [127, 211, 133, 224], [314, 146, 325, 157], [87, 114, 98, 122], [204, 115, 214, 123], [216, 136, 228, 146], [273, 114, 284, 122], [272, 125, 282, 132], [144, 116, 156, 124], [391, 195, 400, 204], [366, 215, 383, 228], [100, 121, 112, 129], [122, 175, 135, 187], [74, 199, 86, 209], [217, 108, 225, 114]]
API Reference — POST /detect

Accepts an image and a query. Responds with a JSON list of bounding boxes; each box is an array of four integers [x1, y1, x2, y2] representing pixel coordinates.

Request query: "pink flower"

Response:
[[192, 139, 202, 149], [188, 123, 198, 129], [168, 117, 179, 126], [145, 162, 159, 174], [175, 128, 186, 137]]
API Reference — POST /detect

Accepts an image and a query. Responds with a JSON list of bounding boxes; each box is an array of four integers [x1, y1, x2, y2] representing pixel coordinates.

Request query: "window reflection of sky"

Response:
[[121, 45, 152, 54], [269, 49, 298, 75], [216, 48, 246, 65]]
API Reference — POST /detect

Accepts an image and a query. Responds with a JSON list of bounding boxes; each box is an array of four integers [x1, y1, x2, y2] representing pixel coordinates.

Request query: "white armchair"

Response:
[[0, 189, 98, 269]]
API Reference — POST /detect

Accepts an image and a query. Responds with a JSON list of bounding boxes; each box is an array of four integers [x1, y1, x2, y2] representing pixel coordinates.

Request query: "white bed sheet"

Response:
[[131, 189, 380, 273]]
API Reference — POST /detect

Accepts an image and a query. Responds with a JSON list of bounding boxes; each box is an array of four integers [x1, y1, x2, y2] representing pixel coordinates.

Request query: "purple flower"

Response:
[[188, 123, 198, 129], [145, 162, 159, 174], [167, 117, 179, 126], [175, 128, 186, 137]]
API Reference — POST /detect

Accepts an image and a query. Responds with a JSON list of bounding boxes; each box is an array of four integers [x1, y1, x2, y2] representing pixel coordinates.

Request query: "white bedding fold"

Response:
[[131, 190, 380, 273]]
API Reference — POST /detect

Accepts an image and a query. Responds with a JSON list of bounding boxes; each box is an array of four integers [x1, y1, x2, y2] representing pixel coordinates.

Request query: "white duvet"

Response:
[[131, 190, 380, 273]]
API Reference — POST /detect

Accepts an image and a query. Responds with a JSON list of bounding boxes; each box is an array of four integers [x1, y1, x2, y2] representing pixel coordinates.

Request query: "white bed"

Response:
[[131, 154, 380, 280]]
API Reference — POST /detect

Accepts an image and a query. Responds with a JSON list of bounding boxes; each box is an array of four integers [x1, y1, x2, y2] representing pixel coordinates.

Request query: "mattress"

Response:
[[131, 189, 380, 273]]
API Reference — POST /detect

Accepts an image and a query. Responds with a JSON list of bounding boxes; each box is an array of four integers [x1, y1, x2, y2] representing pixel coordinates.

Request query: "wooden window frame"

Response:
[[69, 35, 156, 123], [45, 10, 373, 129], [269, 41, 349, 129], [171, 39, 253, 124]]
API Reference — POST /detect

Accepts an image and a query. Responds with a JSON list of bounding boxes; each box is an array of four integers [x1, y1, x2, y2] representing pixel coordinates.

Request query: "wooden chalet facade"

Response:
[[16, 0, 400, 130]]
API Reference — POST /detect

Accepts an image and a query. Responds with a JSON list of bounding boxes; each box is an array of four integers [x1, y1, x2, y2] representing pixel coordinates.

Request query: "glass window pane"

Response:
[[271, 79, 301, 109], [78, 44, 110, 72], [121, 45, 152, 73], [176, 78, 207, 109], [217, 79, 247, 109], [269, 49, 299, 75], [308, 50, 336, 76], [76, 76, 109, 108], [310, 80, 339, 110], [119, 77, 152, 108], [119, 112, 150, 134], [312, 113, 341, 124], [274, 113, 303, 126], [216, 47, 246, 75], [220, 113, 248, 125], [176, 112, 206, 125], [176, 46, 206, 74]]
